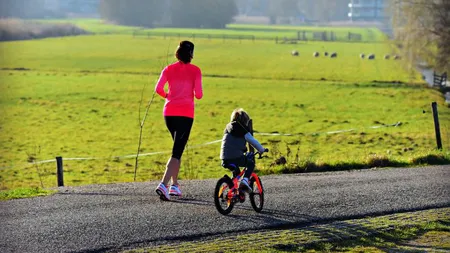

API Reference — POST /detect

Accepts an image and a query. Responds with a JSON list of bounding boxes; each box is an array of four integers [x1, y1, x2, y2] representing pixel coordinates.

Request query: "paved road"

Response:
[[1, 165, 449, 253]]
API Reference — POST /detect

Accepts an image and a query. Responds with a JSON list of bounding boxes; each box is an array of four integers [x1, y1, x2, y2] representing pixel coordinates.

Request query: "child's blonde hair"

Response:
[[230, 108, 250, 126]]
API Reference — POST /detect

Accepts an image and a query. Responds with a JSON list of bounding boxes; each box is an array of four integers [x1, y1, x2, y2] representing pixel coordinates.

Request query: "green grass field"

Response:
[[1, 35, 417, 82], [1, 22, 449, 190]]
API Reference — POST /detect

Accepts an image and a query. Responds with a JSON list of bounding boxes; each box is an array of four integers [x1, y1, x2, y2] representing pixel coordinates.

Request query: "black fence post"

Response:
[[431, 102, 443, 149], [56, 156, 64, 187]]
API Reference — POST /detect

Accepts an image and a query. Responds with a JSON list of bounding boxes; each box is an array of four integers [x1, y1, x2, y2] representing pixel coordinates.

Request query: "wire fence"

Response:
[[21, 122, 403, 166]]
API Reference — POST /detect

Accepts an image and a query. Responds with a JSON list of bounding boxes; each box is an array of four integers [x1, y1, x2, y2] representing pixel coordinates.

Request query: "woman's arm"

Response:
[[155, 67, 168, 98], [194, 69, 203, 99]]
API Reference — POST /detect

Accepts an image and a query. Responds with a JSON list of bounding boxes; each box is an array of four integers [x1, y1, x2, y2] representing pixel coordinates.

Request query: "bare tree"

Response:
[[390, 0, 450, 73]]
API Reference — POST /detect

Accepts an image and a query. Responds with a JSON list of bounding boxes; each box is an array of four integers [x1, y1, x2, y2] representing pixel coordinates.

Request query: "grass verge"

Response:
[[0, 187, 55, 201], [124, 208, 450, 253]]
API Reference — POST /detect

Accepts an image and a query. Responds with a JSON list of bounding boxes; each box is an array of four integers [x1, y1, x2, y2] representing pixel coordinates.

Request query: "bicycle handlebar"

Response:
[[255, 148, 269, 159]]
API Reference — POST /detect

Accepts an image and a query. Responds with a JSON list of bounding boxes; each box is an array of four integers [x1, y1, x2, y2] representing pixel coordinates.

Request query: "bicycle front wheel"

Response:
[[249, 176, 264, 212], [214, 176, 234, 215]]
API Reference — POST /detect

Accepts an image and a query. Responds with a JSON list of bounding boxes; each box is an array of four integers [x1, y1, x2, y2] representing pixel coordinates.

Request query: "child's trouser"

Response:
[[221, 154, 255, 178]]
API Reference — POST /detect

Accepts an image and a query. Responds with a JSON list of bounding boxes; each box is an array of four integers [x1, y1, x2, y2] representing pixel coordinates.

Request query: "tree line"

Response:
[[390, 0, 449, 73], [99, 0, 238, 29]]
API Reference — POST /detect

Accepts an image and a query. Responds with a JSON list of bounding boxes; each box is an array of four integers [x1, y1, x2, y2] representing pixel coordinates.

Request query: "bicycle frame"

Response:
[[218, 168, 263, 203]]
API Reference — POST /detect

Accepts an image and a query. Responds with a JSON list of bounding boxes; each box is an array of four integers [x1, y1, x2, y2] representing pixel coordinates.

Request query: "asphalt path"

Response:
[[1, 165, 449, 253]]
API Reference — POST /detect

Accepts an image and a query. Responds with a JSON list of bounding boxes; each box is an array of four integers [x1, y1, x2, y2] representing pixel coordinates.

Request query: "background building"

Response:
[[348, 0, 387, 21]]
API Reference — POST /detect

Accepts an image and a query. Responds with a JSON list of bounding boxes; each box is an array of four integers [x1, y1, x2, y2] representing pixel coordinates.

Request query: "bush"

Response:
[[411, 154, 450, 165], [0, 19, 90, 41]]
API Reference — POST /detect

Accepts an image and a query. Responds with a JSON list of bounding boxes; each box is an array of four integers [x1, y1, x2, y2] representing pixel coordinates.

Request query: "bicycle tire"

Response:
[[214, 176, 235, 215], [249, 176, 264, 212]]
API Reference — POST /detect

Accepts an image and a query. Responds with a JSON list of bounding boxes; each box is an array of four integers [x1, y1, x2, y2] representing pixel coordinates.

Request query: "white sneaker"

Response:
[[169, 185, 182, 197], [155, 182, 170, 201], [239, 178, 251, 193]]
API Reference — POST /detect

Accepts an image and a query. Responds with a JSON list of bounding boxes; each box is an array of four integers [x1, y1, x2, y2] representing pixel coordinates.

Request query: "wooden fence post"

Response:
[[431, 102, 443, 149], [56, 156, 64, 187]]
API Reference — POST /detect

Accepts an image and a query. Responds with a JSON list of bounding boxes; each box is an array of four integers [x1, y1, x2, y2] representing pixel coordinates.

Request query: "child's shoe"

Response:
[[239, 177, 251, 193], [169, 184, 182, 197], [155, 182, 170, 201]]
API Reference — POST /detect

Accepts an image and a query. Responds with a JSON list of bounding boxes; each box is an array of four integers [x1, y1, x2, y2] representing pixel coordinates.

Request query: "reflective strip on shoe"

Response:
[[156, 183, 170, 201]]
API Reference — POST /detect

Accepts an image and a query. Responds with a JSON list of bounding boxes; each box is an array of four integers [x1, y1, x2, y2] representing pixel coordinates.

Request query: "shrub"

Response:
[[411, 154, 450, 165], [0, 19, 90, 41]]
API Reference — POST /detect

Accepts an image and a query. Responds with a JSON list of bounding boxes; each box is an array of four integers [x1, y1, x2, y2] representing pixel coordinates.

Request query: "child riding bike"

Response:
[[220, 108, 266, 192]]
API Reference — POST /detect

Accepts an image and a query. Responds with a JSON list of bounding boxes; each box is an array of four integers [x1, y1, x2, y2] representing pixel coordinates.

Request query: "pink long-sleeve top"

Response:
[[155, 61, 203, 118]]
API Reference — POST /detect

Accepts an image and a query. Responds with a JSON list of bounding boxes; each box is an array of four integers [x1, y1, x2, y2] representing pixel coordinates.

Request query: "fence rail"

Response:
[[133, 31, 255, 42], [433, 71, 448, 87], [131, 30, 370, 43]]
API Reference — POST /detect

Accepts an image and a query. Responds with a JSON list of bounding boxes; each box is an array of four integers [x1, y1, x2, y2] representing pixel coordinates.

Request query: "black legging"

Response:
[[164, 116, 194, 160]]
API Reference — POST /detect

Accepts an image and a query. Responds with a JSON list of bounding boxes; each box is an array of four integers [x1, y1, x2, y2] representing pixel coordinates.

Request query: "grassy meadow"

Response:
[[0, 22, 449, 190]]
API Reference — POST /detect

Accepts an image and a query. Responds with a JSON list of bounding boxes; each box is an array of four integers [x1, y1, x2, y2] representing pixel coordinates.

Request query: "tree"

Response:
[[99, 0, 164, 27], [268, 0, 299, 18], [390, 0, 450, 73], [170, 0, 237, 28]]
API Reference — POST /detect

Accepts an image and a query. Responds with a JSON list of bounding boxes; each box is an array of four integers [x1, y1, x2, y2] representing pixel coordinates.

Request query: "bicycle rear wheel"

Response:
[[214, 176, 235, 215], [249, 176, 264, 212]]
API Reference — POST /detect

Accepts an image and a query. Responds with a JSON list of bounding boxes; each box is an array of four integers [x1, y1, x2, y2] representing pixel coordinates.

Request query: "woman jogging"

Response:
[[154, 40, 203, 201]]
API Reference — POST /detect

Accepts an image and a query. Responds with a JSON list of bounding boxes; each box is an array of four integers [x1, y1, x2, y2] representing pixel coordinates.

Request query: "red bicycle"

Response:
[[214, 149, 268, 215]]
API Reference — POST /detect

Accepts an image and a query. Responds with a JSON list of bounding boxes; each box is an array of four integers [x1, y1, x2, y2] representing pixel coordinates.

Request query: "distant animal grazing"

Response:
[[324, 52, 329, 56], [384, 54, 390, 59], [368, 54, 375, 60], [393, 55, 401, 60], [330, 52, 337, 58], [291, 50, 299, 56], [313, 52, 319, 57], [360, 53, 365, 59]]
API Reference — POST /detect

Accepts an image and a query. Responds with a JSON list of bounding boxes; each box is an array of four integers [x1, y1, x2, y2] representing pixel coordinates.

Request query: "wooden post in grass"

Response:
[[431, 102, 443, 149], [56, 156, 64, 187]]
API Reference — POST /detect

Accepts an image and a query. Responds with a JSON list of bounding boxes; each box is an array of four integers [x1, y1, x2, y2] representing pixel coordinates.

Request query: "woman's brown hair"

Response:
[[176, 40, 194, 63]]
